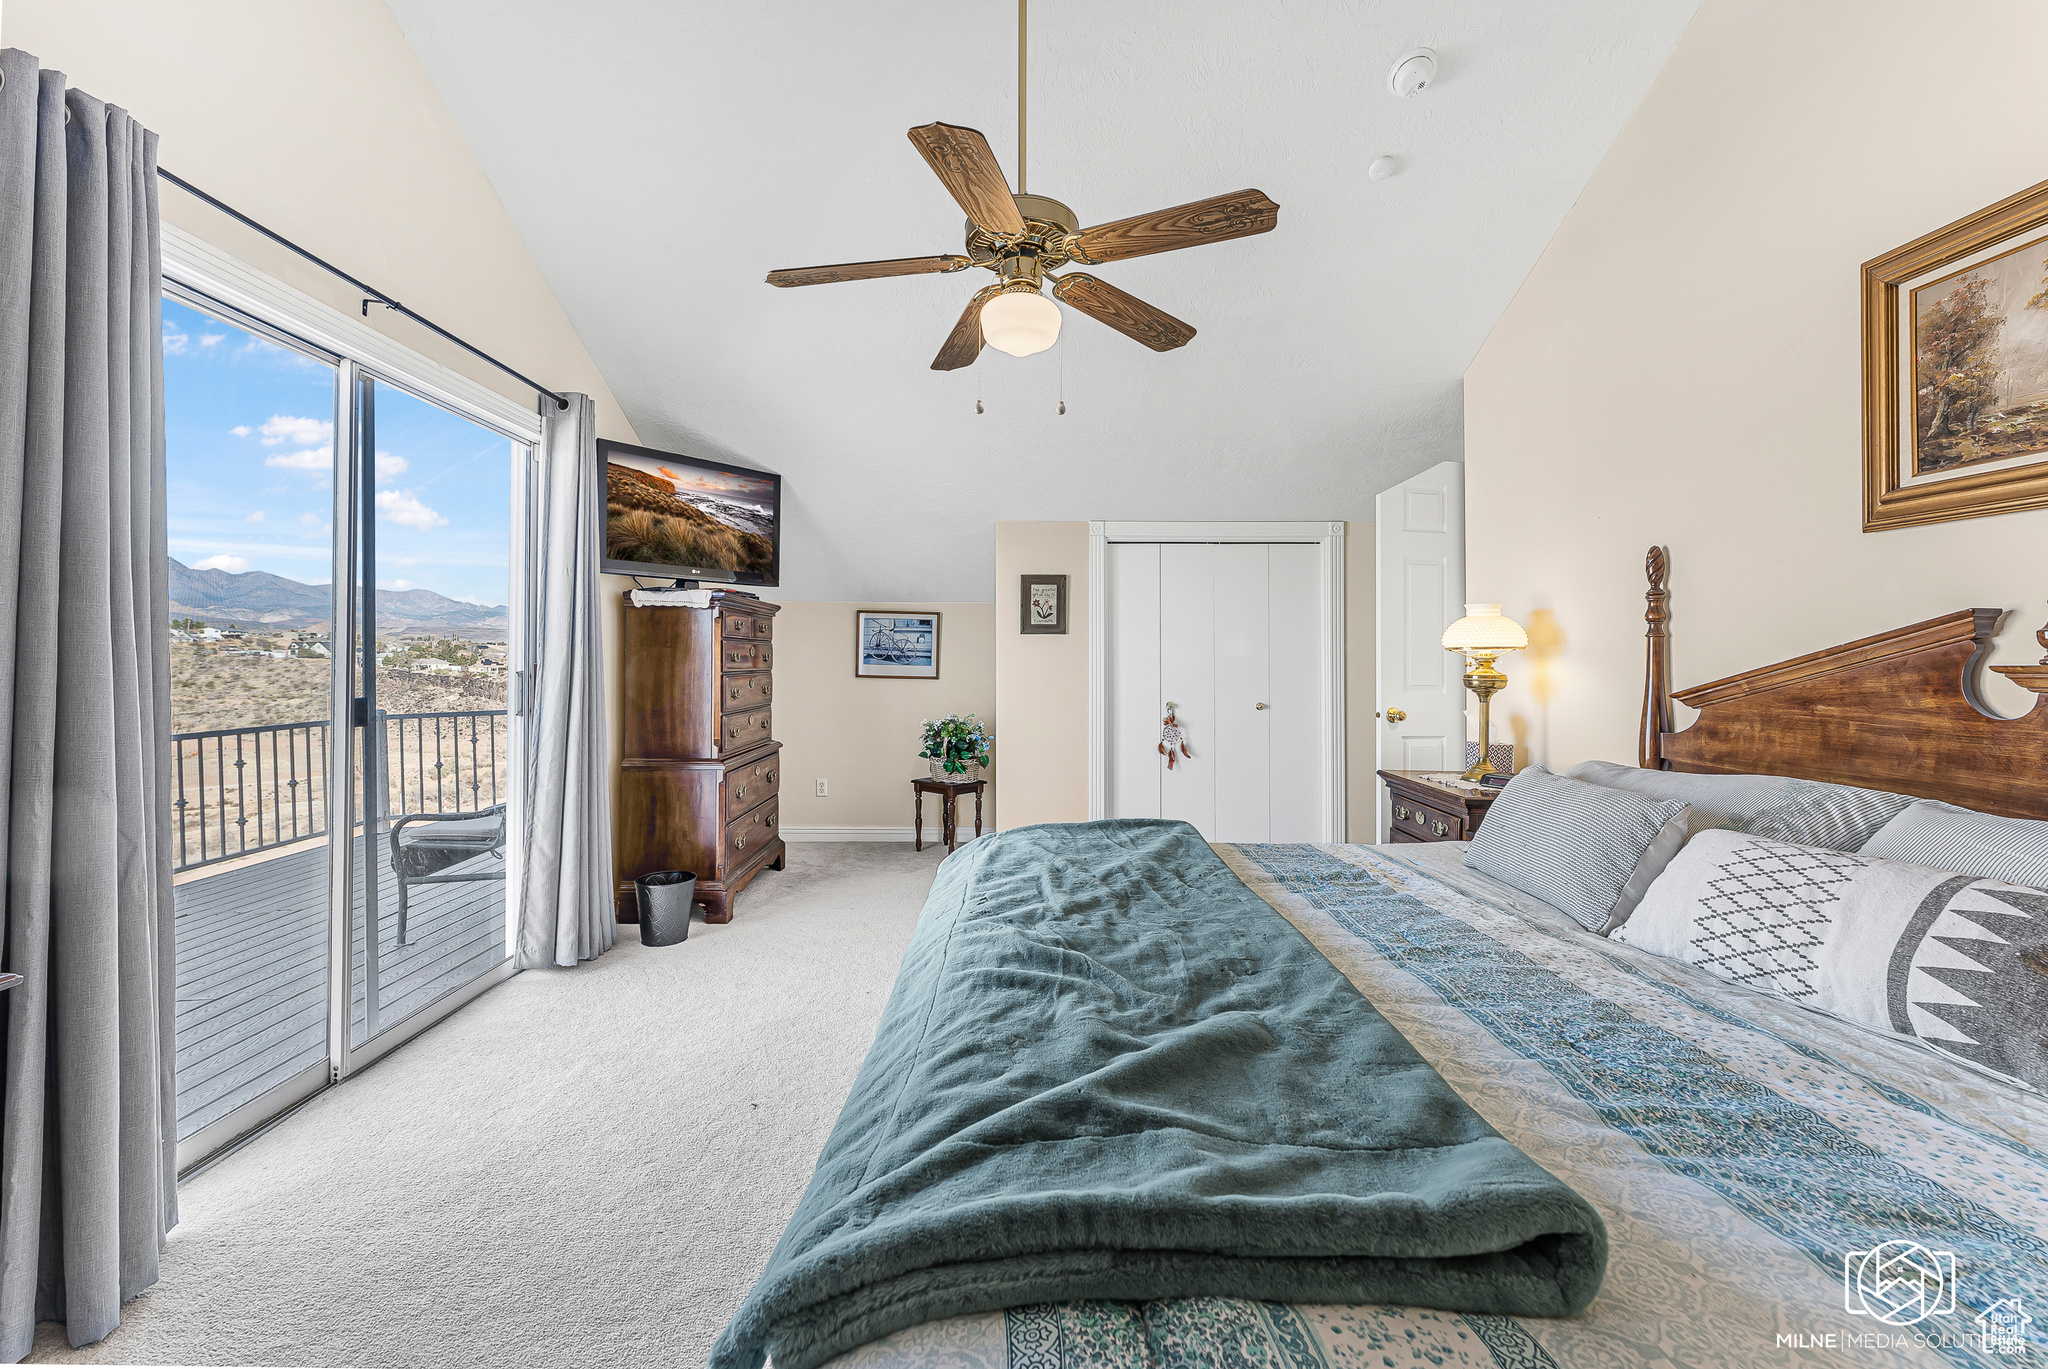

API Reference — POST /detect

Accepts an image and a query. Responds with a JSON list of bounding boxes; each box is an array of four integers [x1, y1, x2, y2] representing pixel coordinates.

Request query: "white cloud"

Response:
[[193, 555, 250, 573], [163, 332, 189, 355], [375, 451, 409, 481], [244, 510, 266, 524], [200, 334, 225, 348], [382, 579, 415, 591], [298, 512, 321, 525], [230, 425, 252, 438], [258, 414, 332, 447], [264, 448, 329, 472], [375, 489, 447, 531]]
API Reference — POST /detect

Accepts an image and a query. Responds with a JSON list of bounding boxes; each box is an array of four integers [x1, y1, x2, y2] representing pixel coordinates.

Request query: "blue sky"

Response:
[[164, 296, 513, 607]]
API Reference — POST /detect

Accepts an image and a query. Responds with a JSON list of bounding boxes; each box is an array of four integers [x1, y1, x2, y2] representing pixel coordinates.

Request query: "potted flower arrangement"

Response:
[[919, 713, 992, 782]]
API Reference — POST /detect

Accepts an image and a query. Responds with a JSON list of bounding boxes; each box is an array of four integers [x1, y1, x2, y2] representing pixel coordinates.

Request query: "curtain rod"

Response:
[[157, 167, 570, 412]]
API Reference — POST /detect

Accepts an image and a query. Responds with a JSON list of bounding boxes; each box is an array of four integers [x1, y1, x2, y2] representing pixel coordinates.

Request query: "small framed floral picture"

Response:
[[1019, 574, 1068, 635]]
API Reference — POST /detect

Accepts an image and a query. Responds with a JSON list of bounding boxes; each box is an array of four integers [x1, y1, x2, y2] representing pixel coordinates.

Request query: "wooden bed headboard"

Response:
[[1639, 546, 2048, 819]]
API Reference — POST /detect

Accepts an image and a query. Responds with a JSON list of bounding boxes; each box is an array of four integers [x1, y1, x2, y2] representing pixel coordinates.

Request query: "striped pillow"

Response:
[[1566, 759, 1912, 851], [1464, 765, 1690, 934], [1859, 800, 2048, 889]]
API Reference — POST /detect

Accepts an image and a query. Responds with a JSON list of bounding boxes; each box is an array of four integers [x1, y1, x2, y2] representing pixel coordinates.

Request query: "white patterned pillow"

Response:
[[1566, 759, 1911, 850], [1859, 799, 2048, 889], [1463, 765, 1689, 935], [1616, 830, 2048, 1089]]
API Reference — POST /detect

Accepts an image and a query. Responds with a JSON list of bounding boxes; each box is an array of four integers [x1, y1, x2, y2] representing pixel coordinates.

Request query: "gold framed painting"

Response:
[[1864, 177, 2048, 531]]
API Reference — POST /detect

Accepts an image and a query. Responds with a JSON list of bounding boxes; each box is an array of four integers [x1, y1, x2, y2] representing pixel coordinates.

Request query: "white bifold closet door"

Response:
[[1107, 542, 1321, 842]]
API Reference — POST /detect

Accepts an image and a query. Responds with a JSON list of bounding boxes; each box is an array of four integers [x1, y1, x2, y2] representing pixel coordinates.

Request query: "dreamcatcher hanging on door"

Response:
[[1159, 703, 1193, 769]]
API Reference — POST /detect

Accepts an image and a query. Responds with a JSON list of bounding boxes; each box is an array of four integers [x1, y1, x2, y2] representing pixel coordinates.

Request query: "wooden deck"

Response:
[[174, 836, 507, 1142]]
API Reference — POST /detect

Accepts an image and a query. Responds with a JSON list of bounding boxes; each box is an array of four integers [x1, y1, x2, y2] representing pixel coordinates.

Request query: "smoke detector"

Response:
[[1387, 48, 1437, 98]]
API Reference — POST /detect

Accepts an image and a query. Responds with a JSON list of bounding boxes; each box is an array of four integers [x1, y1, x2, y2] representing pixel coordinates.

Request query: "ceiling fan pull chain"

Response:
[[976, 368, 984, 415], [1057, 328, 1066, 415]]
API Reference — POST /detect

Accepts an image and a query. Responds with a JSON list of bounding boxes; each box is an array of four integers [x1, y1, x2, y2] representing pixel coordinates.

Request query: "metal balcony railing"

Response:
[[170, 709, 508, 872]]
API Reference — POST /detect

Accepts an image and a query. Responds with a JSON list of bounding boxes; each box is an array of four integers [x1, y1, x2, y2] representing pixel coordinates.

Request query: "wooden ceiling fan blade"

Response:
[[907, 123, 1027, 237], [766, 255, 970, 288], [1052, 274, 1196, 352], [932, 285, 1004, 371], [1072, 190, 1279, 264]]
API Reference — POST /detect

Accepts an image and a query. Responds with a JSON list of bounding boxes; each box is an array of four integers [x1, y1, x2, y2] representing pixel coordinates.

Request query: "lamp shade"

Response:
[[981, 289, 1061, 357], [1441, 603, 1528, 653]]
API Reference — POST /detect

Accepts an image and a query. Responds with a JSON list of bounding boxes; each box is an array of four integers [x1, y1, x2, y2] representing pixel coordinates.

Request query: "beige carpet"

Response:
[[33, 842, 948, 1368]]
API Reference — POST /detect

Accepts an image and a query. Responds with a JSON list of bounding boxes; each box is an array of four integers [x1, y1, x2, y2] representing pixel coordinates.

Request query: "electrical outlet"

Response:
[[815, 778, 828, 797]]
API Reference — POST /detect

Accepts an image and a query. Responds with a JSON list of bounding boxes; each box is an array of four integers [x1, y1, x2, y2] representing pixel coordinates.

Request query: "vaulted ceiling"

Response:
[[386, 0, 1698, 601]]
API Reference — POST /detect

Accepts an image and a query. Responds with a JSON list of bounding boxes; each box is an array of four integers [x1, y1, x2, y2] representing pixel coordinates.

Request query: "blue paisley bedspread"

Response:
[[826, 842, 2048, 1369]]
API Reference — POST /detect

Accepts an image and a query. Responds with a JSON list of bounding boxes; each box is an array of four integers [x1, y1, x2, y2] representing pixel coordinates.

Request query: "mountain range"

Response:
[[168, 558, 510, 640]]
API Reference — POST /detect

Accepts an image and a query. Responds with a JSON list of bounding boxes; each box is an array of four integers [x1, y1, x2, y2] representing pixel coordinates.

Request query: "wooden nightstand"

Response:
[[1377, 769, 1501, 844]]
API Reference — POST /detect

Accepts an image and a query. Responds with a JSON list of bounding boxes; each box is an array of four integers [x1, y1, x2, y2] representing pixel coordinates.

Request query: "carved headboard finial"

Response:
[[2036, 611, 2047, 666], [1641, 545, 1672, 770]]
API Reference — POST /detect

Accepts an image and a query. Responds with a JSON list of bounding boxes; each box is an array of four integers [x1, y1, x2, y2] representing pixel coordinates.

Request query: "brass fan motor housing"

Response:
[[967, 193, 1085, 278]]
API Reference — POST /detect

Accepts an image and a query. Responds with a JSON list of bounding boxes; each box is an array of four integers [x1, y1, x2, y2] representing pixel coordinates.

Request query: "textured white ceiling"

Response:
[[386, 0, 1697, 601]]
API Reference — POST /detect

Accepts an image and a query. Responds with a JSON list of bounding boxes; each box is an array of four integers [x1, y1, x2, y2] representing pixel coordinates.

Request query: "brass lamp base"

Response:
[[1459, 651, 1509, 782]]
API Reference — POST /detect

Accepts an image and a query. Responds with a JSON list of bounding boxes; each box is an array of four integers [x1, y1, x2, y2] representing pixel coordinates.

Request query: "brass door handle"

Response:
[[1386, 708, 1407, 723]]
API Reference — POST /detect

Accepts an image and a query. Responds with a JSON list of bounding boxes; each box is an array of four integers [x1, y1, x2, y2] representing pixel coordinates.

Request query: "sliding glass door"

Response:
[[165, 286, 528, 1166], [345, 374, 521, 1055]]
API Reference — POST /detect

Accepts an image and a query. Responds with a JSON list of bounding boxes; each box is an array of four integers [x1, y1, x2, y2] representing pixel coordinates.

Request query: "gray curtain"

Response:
[[518, 393, 615, 968], [0, 50, 177, 1358]]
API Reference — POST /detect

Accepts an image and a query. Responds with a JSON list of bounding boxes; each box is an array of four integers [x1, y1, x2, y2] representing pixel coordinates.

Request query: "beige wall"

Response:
[[991, 522, 1376, 837], [993, 523, 1093, 828], [1465, 0, 2048, 771], [769, 602, 996, 832]]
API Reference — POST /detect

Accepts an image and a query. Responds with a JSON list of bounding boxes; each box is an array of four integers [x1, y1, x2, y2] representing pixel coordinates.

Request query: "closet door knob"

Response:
[[1254, 702, 1268, 710]]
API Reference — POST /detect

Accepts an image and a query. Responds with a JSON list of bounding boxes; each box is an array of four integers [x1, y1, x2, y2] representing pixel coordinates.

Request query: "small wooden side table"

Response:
[[1377, 769, 1502, 844], [912, 776, 987, 853]]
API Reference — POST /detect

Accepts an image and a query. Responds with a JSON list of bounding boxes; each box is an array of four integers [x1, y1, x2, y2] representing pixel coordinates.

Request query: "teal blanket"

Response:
[[710, 821, 1607, 1369]]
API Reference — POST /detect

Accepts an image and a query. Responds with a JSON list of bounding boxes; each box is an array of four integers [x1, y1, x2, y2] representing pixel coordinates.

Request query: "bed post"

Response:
[[1641, 546, 1672, 770]]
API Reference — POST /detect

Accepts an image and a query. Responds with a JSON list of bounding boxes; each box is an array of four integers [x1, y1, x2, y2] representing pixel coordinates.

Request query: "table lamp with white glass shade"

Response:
[[1440, 603, 1528, 782]]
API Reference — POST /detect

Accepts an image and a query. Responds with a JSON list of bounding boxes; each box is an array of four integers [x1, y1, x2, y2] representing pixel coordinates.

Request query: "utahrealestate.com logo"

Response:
[[1844, 1242, 1958, 1325]]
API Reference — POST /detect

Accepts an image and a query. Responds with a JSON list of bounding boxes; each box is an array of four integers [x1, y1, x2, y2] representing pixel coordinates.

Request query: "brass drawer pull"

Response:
[[758, 715, 769, 729], [735, 785, 747, 801], [1394, 804, 1411, 821], [765, 813, 776, 827], [765, 769, 776, 782], [730, 686, 741, 700], [735, 835, 747, 850], [1430, 818, 1449, 837]]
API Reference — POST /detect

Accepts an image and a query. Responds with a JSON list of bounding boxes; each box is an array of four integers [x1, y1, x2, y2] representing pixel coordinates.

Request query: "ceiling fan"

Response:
[[764, 5, 1278, 371]]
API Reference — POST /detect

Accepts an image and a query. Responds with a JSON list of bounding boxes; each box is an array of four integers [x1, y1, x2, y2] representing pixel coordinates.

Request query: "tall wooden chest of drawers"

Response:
[[616, 592, 784, 924]]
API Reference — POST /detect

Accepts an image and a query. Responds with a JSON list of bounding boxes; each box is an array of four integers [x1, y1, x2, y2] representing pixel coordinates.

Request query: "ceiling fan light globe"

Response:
[[980, 290, 1061, 357]]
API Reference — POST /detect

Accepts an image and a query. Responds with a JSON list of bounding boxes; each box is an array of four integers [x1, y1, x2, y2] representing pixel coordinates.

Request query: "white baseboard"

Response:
[[779, 826, 986, 845]]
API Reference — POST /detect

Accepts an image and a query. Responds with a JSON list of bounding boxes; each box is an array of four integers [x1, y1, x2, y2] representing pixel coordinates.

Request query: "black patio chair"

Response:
[[388, 803, 507, 944]]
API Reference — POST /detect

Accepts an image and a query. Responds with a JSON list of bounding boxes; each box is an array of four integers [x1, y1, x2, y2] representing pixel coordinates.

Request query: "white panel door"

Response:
[[1211, 544, 1270, 842], [1159, 543, 1216, 837], [1106, 541, 1163, 819], [1265, 543, 1323, 841], [1374, 462, 1466, 841]]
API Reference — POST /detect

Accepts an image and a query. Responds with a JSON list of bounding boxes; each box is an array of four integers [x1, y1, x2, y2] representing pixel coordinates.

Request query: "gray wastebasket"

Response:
[[635, 870, 696, 946]]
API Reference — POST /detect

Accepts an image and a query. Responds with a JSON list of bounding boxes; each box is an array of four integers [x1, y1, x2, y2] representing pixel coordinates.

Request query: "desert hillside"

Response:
[[172, 641, 506, 735]]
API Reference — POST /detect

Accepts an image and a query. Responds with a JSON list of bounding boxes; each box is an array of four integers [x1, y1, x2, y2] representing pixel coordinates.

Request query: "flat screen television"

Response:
[[598, 439, 781, 587]]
